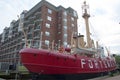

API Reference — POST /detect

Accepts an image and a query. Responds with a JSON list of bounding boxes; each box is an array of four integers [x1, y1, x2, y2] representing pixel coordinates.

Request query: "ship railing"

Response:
[[70, 47, 100, 58], [23, 40, 72, 54], [23, 39, 59, 51]]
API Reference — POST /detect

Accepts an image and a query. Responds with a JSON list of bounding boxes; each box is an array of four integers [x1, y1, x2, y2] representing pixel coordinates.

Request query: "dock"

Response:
[[0, 65, 30, 79]]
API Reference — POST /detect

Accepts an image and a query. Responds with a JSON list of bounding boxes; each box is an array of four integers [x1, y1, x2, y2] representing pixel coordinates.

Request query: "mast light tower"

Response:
[[82, 1, 91, 48]]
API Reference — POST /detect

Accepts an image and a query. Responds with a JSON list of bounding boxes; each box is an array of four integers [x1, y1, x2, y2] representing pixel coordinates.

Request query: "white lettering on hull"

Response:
[[88, 60, 93, 68], [80, 58, 116, 71], [94, 60, 99, 68], [81, 59, 86, 68]]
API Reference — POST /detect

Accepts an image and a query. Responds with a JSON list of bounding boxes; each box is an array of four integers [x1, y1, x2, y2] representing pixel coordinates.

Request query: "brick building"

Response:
[[0, 0, 78, 71]]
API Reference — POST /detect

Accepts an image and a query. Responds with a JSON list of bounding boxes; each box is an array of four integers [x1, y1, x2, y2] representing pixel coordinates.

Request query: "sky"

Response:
[[0, 0, 120, 55]]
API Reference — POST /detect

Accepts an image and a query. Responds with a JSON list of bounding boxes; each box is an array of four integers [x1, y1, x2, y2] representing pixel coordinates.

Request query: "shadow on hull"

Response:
[[0, 70, 117, 80], [30, 72, 110, 80]]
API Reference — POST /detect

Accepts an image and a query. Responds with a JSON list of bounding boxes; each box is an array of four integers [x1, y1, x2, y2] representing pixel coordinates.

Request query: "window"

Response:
[[35, 25, 40, 29], [63, 41, 67, 46], [33, 41, 39, 47], [45, 40, 50, 45], [73, 11, 77, 17], [28, 34, 33, 39], [46, 23, 50, 28], [48, 9, 52, 14], [63, 19, 67, 22], [34, 31, 40, 37], [58, 32, 61, 34], [45, 31, 50, 36], [63, 26, 67, 29], [72, 24, 74, 27], [71, 17, 74, 21], [74, 32, 77, 35], [63, 11, 67, 16], [47, 16, 52, 21], [64, 34, 67, 38]]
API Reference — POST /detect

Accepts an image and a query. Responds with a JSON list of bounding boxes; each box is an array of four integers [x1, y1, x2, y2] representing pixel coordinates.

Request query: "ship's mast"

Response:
[[82, 1, 91, 48]]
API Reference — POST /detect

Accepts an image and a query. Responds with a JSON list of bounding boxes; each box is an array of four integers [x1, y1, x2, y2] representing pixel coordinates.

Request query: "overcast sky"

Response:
[[0, 0, 120, 55]]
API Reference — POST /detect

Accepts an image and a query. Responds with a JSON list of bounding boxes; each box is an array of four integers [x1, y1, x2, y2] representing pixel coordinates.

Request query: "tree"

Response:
[[113, 54, 120, 68]]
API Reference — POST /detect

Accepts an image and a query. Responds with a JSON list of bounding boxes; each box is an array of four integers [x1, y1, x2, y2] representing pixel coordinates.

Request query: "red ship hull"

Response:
[[20, 48, 116, 76]]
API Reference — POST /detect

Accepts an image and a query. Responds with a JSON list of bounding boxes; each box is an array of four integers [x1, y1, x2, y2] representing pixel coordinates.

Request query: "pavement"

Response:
[[88, 74, 120, 80], [102, 75, 120, 80], [0, 74, 120, 80], [0, 79, 5, 80]]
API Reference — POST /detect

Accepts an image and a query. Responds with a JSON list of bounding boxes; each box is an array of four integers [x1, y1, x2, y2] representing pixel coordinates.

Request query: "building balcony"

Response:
[[24, 20, 29, 23], [28, 16, 36, 20], [28, 23, 34, 26], [28, 31, 33, 34], [34, 19, 42, 22], [35, 12, 41, 16], [34, 28, 40, 31], [34, 36, 40, 39]]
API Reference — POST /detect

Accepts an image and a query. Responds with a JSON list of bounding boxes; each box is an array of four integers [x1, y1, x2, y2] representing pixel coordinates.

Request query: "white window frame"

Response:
[[63, 41, 67, 46], [73, 11, 77, 17], [58, 32, 61, 34], [71, 17, 74, 21], [45, 31, 50, 36], [47, 16, 52, 21], [63, 26, 67, 29], [45, 40, 50, 45], [46, 23, 50, 28], [63, 19, 67, 22], [72, 24, 74, 27], [63, 11, 67, 16], [64, 34, 67, 38], [48, 9, 52, 14]]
